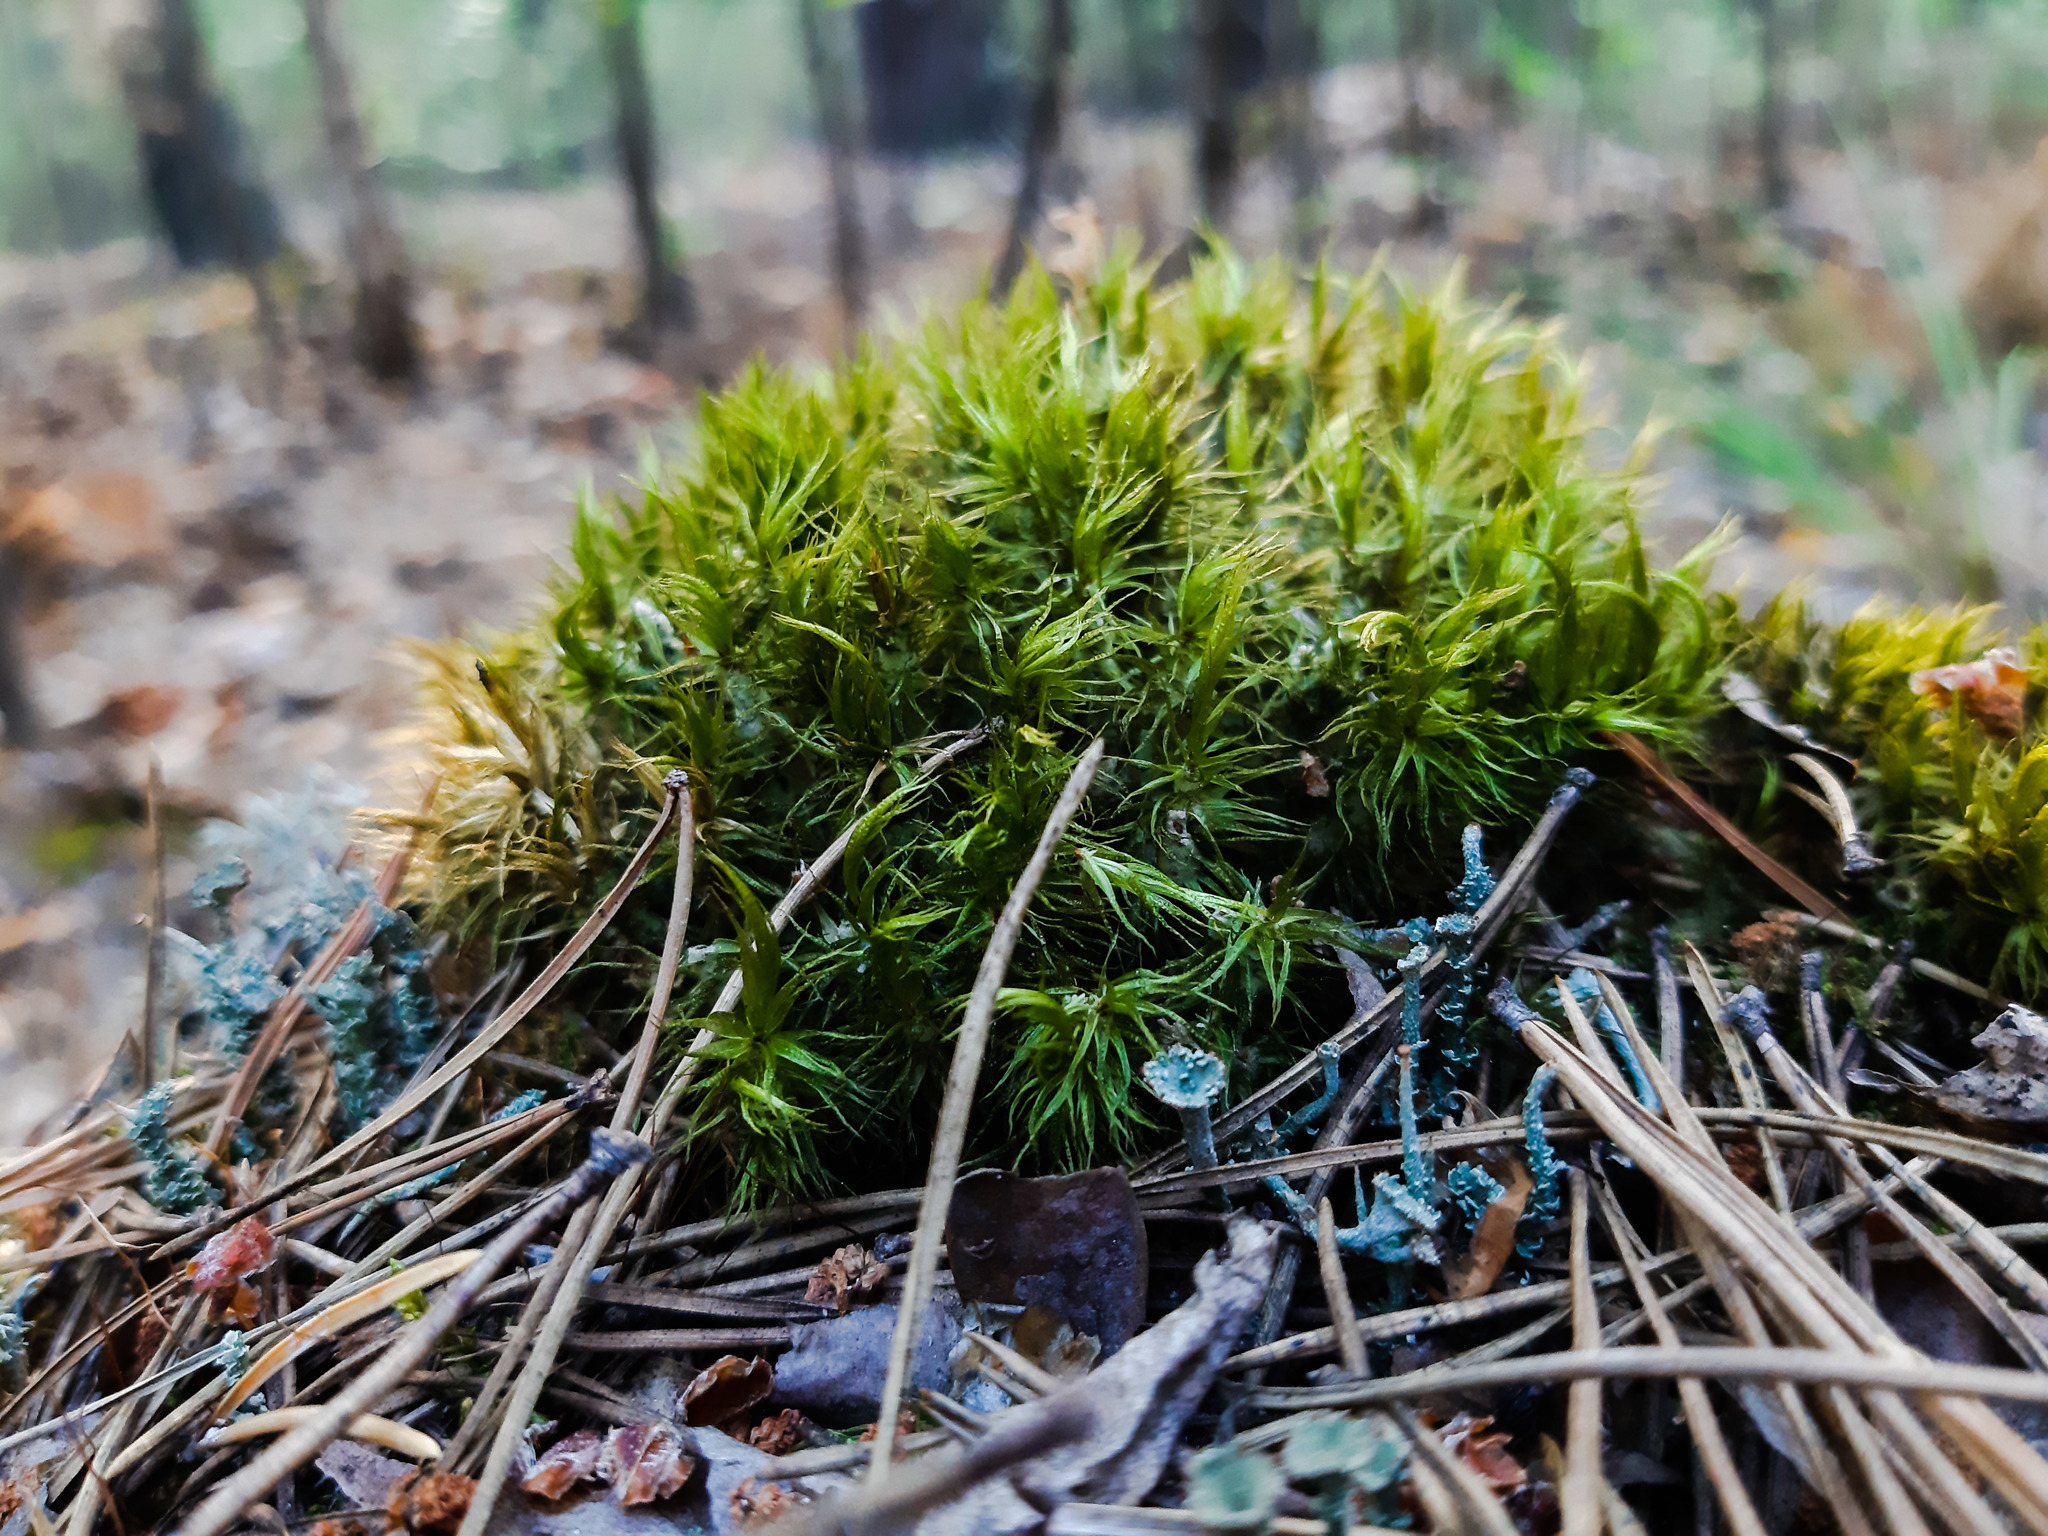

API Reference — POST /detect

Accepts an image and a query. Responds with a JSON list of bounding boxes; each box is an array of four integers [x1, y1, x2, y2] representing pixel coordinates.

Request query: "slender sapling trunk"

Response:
[[302, 0, 421, 384], [799, 0, 869, 346], [600, 0, 695, 346], [993, 0, 1076, 296]]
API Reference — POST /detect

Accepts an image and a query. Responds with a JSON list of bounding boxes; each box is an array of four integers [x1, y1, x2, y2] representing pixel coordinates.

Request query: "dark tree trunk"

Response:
[[1393, 0, 1427, 159], [993, 0, 1076, 297], [1271, 0, 1323, 259], [302, 0, 420, 384], [799, 0, 869, 347], [600, 0, 694, 345], [125, 0, 291, 391], [1189, 0, 1243, 236], [0, 548, 35, 751], [1753, 0, 1790, 209]]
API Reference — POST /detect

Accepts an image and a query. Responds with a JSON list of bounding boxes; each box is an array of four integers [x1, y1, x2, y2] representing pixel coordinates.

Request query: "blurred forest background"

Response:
[[6, 0, 2048, 1134]]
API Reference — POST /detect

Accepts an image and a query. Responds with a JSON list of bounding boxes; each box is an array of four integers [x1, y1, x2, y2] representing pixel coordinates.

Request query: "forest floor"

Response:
[[1, 58, 2044, 1140]]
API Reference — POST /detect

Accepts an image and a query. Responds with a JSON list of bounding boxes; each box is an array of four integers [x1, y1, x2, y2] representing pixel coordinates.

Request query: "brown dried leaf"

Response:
[[386, 1471, 475, 1536], [1721, 1139, 1765, 1193], [680, 1354, 774, 1427], [747, 1409, 812, 1456], [803, 1244, 889, 1315], [1730, 915, 1805, 993], [1299, 751, 1331, 799], [598, 1424, 694, 1507], [186, 1215, 277, 1296], [1912, 647, 2028, 739], [1438, 1413, 1527, 1491], [858, 1409, 917, 1451], [1442, 1157, 1534, 1302], [520, 1429, 605, 1500], [730, 1477, 803, 1529]]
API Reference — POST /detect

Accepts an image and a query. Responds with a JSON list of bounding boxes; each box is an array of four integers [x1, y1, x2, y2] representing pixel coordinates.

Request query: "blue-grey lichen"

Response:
[[129, 1082, 215, 1214], [171, 786, 443, 1136]]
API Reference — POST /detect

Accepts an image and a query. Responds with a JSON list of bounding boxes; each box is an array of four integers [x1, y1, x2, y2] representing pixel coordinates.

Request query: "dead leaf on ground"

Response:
[[185, 1214, 277, 1323], [857, 1409, 916, 1451], [747, 1409, 811, 1456], [1928, 1004, 2048, 1125], [1299, 750, 1332, 798], [1912, 647, 2029, 739], [386, 1471, 475, 1536], [947, 1167, 1148, 1356], [729, 1477, 802, 1529], [682, 1355, 774, 1427], [599, 1424, 695, 1506], [1730, 914, 1805, 993], [803, 1244, 887, 1316], [520, 1428, 605, 1500], [1442, 1156, 1534, 1301], [1437, 1413, 1527, 1491], [1721, 1139, 1766, 1192]]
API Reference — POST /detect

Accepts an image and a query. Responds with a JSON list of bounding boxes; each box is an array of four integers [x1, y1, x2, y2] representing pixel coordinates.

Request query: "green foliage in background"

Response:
[[403, 248, 1722, 1200]]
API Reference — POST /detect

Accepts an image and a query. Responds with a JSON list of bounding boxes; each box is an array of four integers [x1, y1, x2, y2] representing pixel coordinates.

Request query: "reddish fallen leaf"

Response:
[[1912, 647, 2028, 739], [858, 1409, 917, 1457], [306, 1522, 365, 1536], [186, 1216, 278, 1323], [1443, 1157, 1534, 1302], [730, 1477, 802, 1528], [1730, 914, 1805, 993], [598, 1424, 694, 1506], [804, 1244, 888, 1315], [386, 1471, 476, 1536], [748, 1408, 811, 1456], [1721, 1138, 1766, 1192], [1437, 1413, 1527, 1491], [520, 1429, 605, 1500], [680, 1354, 774, 1427]]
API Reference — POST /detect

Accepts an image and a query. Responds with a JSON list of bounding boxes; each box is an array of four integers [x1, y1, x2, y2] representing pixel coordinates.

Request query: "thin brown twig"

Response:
[[867, 737, 1106, 1481]]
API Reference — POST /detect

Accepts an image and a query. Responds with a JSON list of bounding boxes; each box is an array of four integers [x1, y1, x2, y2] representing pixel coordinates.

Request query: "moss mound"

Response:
[[398, 248, 1732, 1200]]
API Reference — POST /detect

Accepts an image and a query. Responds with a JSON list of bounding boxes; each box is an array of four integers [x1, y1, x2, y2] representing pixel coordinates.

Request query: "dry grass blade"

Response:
[[1607, 731, 1843, 921], [214, 1250, 480, 1419], [204, 1410, 440, 1460], [1561, 1171, 1601, 1536], [866, 736, 1106, 1481], [442, 771, 694, 1505], [177, 1132, 648, 1536], [1314, 1195, 1368, 1378], [1683, 946, 1793, 1213], [1590, 1168, 1765, 1536]]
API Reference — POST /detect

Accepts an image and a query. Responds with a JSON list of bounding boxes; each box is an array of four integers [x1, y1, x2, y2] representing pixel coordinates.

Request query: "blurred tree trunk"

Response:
[[0, 550, 35, 751], [123, 0, 291, 392], [1393, 0, 1427, 159], [600, 0, 694, 347], [1753, 0, 1790, 209], [1272, 0, 1323, 258], [993, 0, 1076, 296], [302, 0, 421, 384], [799, 0, 869, 347], [1189, 0, 1243, 236]]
